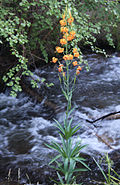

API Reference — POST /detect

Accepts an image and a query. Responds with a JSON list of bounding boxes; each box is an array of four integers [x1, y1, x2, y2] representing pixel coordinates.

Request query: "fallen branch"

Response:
[[86, 111, 120, 123], [85, 111, 120, 149], [86, 125, 114, 150], [95, 132, 113, 149]]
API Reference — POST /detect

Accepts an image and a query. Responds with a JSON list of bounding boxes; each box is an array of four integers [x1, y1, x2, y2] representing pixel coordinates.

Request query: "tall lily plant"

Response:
[[46, 8, 90, 184]]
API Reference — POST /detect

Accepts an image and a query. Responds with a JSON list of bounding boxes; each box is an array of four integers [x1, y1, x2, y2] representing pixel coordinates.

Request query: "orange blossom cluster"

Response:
[[51, 10, 82, 75]]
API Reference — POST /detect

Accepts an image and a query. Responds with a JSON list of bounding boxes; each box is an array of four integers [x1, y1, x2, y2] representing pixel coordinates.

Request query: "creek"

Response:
[[0, 53, 120, 184]]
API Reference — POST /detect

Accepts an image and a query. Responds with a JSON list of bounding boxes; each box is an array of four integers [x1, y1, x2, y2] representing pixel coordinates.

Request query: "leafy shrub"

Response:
[[0, 0, 120, 95]]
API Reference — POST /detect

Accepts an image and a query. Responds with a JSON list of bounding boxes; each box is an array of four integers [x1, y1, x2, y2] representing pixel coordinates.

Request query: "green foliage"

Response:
[[69, 0, 120, 51], [1, 0, 120, 96], [46, 116, 90, 184], [93, 153, 120, 185], [0, 1, 33, 96], [41, 77, 54, 87]]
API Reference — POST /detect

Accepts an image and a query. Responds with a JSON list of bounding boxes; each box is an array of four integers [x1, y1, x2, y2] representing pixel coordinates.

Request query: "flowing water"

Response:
[[0, 53, 120, 184]]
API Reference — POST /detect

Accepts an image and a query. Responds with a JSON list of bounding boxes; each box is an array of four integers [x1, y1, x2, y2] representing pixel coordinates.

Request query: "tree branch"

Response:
[[86, 111, 120, 124]]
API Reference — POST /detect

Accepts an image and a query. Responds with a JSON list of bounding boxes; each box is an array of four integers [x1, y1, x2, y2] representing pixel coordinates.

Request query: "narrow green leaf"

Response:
[[72, 124, 81, 135], [57, 172, 64, 184], [66, 172, 73, 184], [68, 117, 73, 131], [51, 142, 63, 154], [111, 168, 120, 178], [67, 106, 75, 117], [49, 154, 61, 165], [93, 157, 108, 182], [73, 168, 88, 172], [109, 175, 120, 182], [45, 142, 62, 154], [69, 158, 76, 172], [110, 179, 119, 185], [75, 158, 91, 171], [65, 171, 68, 181], [70, 141, 84, 157], [54, 119, 65, 135], [61, 87, 68, 100], [64, 158, 69, 172], [67, 142, 71, 158], [64, 118, 67, 129], [74, 157, 86, 161], [59, 135, 67, 157], [49, 177, 59, 184]]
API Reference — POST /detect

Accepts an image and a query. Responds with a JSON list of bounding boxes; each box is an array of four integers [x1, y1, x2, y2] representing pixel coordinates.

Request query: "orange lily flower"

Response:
[[67, 10, 74, 25], [77, 66, 82, 71], [52, 57, 58, 63], [76, 70, 80, 75], [73, 48, 77, 53], [67, 17, 74, 25], [60, 38, 67, 45], [60, 27, 68, 33], [59, 64, 64, 67], [68, 54, 73, 60], [60, 27, 64, 33], [56, 46, 64, 53], [63, 55, 69, 60], [70, 31, 76, 37], [63, 54, 73, 60], [60, 19, 66, 26], [58, 67, 63, 72], [67, 35, 74, 41], [63, 33, 69, 39], [72, 61, 78, 66], [74, 52, 79, 57]]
